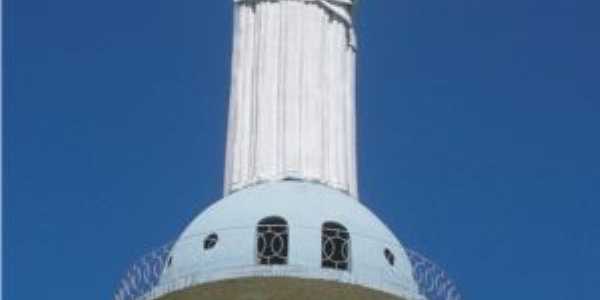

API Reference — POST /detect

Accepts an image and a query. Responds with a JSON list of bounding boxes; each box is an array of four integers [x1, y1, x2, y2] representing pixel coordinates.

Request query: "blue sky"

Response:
[[5, 0, 600, 299]]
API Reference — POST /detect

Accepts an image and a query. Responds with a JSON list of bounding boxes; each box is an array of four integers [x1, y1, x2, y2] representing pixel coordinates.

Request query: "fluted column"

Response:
[[224, 0, 358, 197]]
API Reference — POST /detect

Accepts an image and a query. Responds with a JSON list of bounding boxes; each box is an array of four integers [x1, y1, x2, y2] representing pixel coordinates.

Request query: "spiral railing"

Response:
[[114, 227, 462, 300], [406, 250, 462, 300]]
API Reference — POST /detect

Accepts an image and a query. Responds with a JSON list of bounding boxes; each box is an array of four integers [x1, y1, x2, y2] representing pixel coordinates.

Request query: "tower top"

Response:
[[232, 0, 358, 47], [224, 0, 360, 197], [232, 0, 357, 23]]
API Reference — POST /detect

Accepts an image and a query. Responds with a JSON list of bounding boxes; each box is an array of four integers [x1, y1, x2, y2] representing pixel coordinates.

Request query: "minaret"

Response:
[[224, 0, 358, 196], [114, 1, 464, 300]]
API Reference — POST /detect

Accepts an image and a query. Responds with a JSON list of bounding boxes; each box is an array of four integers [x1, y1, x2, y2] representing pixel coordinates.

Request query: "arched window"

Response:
[[322, 222, 351, 270], [257, 216, 289, 265]]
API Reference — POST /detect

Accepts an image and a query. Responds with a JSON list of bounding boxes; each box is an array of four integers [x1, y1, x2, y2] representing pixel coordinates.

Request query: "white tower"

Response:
[[224, 0, 358, 197], [114, 1, 462, 300]]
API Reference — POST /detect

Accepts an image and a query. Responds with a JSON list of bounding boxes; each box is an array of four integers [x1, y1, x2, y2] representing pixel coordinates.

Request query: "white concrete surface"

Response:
[[224, 0, 359, 197], [158, 182, 422, 300]]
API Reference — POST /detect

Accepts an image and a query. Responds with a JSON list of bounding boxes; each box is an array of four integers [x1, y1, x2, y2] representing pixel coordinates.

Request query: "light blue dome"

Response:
[[154, 181, 423, 300]]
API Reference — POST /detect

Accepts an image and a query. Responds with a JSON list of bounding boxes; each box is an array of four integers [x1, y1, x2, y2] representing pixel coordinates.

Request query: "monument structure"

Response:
[[115, 1, 461, 299]]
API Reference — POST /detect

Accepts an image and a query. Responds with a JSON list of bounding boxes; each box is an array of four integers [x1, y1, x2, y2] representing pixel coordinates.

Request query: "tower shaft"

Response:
[[224, 0, 358, 196]]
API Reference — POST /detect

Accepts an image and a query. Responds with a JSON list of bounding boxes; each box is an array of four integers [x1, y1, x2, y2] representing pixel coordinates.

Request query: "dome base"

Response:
[[155, 277, 406, 300]]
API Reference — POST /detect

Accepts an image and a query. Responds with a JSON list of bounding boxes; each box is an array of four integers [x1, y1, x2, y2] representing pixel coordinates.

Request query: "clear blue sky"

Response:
[[5, 0, 600, 299]]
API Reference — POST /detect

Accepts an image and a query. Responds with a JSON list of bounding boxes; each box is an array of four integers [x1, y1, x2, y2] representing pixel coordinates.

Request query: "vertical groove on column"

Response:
[[249, 3, 261, 183], [224, 7, 238, 190], [347, 37, 358, 196], [331, 16, 344, 190], [245, 4, 255, 185], [319, 9, 334, 182], [276, 2, 286, 177], [340, 20, 350, 193]]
